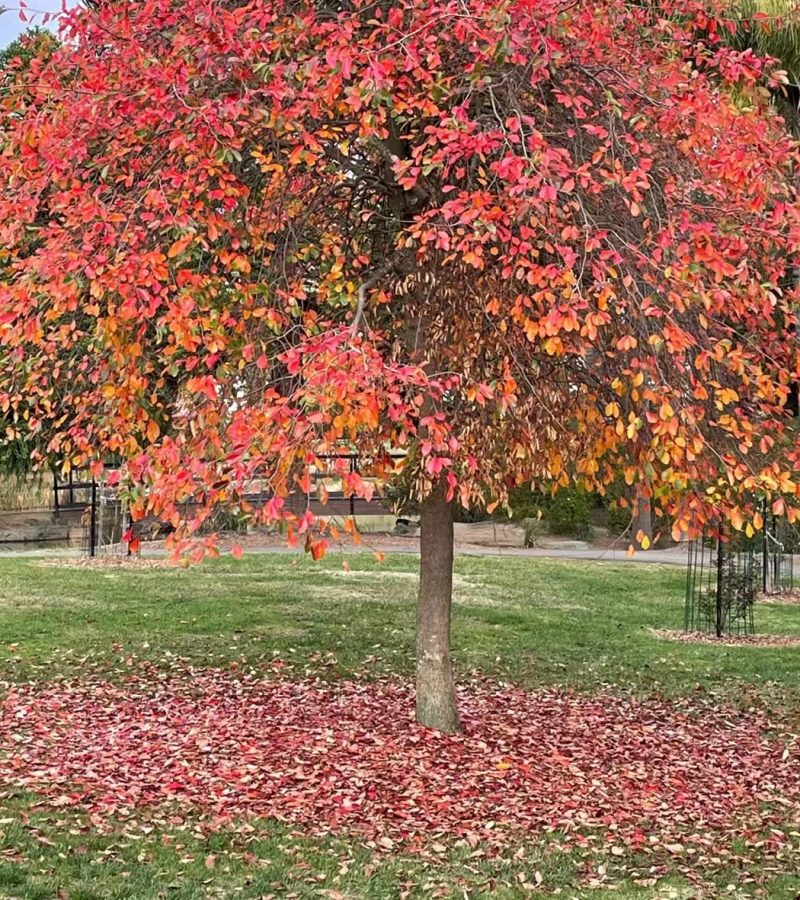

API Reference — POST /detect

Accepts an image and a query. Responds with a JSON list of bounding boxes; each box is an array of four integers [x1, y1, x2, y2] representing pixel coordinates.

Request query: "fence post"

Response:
[[762, 498, 769, 594], [684, 539, 693, 631], [774, 525, 780, 590], [89, 479, 98, 558], [715, 528, 725, 638], [349, 455, 356, 519]]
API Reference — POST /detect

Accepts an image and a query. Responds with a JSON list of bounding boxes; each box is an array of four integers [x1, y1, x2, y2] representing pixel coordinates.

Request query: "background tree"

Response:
[[0, 27, 58, 483], [726, 2, 800, 148], [732, 1, 800, 90], [2, 0, 800, 731], [0, 27, 57, 73]]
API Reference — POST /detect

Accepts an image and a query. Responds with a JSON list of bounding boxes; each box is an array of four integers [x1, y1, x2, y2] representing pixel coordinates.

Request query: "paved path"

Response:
[[198, 543, 689, 565], [456, 545, 689, 565], [0, 540, 690, 566], [0, 512, 694, 565]]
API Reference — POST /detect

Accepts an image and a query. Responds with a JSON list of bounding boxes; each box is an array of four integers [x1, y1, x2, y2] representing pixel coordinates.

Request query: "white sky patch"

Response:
[[0, 0, 71, 49]]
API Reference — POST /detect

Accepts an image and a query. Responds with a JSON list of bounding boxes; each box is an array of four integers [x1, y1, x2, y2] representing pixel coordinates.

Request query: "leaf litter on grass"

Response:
[[0, 665, 798, 888]]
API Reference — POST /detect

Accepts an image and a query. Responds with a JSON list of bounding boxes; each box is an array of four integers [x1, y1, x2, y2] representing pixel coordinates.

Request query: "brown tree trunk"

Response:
[[416, 481, 461, 733], [634, 480, 653, 550]]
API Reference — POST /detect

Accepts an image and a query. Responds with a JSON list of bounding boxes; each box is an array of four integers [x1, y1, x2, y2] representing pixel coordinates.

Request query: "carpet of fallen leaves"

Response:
[[1, 668, 798, 867]]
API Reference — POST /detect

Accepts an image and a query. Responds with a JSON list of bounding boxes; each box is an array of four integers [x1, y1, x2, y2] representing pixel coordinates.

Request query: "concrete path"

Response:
[[0, 539, 690, 566], [456, 544, 689, 565]]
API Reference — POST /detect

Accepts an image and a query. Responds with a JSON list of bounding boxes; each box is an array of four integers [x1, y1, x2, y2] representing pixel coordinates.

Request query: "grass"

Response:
[[0, 793, 730, 900], [0, 552, 799, 898], [1, 553, 798, 700]]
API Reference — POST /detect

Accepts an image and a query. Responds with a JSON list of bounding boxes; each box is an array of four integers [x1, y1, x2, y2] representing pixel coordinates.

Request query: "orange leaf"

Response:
[[167, 235, 193, 258], [310, 540, 327, 560]]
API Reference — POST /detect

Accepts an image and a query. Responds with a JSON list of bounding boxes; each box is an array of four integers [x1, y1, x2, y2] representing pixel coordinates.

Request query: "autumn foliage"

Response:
[[4, 0, 800, 729], [0, 0, 798, 543]]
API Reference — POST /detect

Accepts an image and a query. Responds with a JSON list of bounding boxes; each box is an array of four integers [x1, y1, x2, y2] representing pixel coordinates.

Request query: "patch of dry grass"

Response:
[[0, 474, 52, 511]]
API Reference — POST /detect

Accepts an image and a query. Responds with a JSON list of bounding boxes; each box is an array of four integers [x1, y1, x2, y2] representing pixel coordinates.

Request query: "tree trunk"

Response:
[[634, 481, 653, 550], [415, 481, 461, 733]]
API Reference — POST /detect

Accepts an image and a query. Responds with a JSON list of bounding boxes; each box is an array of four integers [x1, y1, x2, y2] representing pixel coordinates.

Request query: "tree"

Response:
[[0, 27, 59, 480], [729, 1, 800, 132], [732, 1, 800, 83], [2, 0, 800, 731], [0, 27, 57, 73]]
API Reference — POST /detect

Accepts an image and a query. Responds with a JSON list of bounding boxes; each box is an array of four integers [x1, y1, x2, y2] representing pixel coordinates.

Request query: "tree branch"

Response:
[[351, 256, 401, 335]]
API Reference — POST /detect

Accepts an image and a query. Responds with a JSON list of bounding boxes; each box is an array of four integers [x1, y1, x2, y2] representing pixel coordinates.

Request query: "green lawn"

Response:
[[0, 552, 798, 899]]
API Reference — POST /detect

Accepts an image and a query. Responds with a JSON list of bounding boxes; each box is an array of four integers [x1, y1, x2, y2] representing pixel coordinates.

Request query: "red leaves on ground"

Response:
[[1, 670, 798, 860]]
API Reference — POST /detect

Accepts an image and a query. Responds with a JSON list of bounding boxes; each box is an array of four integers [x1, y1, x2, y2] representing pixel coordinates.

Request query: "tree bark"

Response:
[[634, 481, 653, 550], [415, 480, 461, 733]]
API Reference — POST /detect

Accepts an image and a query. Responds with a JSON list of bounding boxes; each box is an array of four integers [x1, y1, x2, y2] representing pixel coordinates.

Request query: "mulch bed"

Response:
[[650, 628, 800, 648], [759, 589, 800, 606]]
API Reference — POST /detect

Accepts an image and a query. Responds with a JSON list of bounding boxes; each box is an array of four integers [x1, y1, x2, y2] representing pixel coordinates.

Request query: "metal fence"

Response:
[[684, 511, 796, 637], [684, 531, 758, 636], [59, 454, 401, 557]]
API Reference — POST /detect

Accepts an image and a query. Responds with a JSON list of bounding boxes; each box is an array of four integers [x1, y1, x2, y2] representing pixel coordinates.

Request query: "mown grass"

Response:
[[0, 552, 799, 898], [1, 553, 798, 702]]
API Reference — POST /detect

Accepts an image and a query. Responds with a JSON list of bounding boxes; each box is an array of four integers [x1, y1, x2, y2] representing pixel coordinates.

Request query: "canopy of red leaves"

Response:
[[2, 670, 798, 862], [2, 0, 800, 549]]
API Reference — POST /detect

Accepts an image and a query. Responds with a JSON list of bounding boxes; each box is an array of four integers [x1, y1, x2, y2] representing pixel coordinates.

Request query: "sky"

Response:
[[0, 0, 67, 49]]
